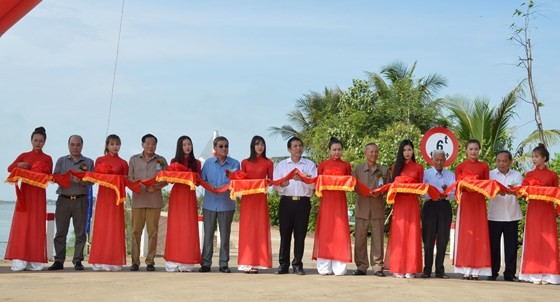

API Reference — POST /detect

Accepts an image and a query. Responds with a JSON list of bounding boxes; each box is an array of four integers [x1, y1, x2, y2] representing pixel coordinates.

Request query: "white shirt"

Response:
[[423, 167, 456, 200], [488, 168, 523, 221], [273, 157, 317, 197]]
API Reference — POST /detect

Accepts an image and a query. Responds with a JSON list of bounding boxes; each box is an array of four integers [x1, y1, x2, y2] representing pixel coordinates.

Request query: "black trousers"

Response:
[[488, 220, 519, 278], [278, 196, 311, 269], [421, 199, 452, 276]]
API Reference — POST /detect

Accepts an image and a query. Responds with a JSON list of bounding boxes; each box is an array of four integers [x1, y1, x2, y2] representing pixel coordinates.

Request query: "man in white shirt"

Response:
[[421, 150, 455, 279], [488, 150, 523, 281], [273, 137, 317, 275]]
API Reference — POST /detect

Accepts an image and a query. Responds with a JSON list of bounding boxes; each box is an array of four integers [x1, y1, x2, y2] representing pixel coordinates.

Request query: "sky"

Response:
[[0, 0, 559, 201]]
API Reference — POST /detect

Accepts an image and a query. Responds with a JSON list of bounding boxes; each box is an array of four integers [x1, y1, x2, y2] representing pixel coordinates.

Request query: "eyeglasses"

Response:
[[218, 145, 229, 149]]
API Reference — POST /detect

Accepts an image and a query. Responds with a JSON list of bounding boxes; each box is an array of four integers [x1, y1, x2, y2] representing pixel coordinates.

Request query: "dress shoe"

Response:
[[275, 267, 289, 275], [130, 264, 139, 271], [435, 274, 449, 279], [219, 266, 231, 273], [199, 266, 211, 272], [487, 275, 498, 281], [48, 261, 64, 271], [293, 267, 306, 275], [420, 273, 431, 278], [504, 275, 518, 282], [374, 271, 386, 277], [74, 261, 84, 271], [146, 264, 156, 271], [352, 270, 366, 276]]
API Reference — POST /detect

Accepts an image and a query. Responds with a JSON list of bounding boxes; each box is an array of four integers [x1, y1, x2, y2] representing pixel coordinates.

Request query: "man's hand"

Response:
[[280, 180, 289, 188], [440, 194, 448, 199], [71, 175, 81, 183], [293, 174, 302, 181], [370, 192, 381, 198]]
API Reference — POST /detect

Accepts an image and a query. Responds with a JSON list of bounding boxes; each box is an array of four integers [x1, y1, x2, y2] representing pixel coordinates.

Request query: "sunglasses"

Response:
[[218, 145, 229, 149]]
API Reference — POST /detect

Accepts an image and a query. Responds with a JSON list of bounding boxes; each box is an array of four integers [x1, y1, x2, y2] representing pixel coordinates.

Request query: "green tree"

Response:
[[367, 61, 449, 132], [443, 85, 520, 163]]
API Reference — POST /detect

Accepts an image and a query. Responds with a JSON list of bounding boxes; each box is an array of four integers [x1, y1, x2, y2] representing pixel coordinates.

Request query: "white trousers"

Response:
[[317, 258, 347, 276], [519, 273, 560, 284], [91, 264, 123, 271], [166, 261, 195, 272], [11, 259, 44, 271], [454, 267, 491, 276]]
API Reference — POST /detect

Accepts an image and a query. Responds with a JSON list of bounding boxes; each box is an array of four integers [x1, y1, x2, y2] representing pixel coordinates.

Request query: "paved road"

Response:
[[0, 223, 557, 301]]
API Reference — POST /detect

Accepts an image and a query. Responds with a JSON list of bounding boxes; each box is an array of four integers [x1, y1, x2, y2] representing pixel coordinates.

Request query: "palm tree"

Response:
[[268, 87, 342, 143], [367, 61, 448, 132], [443, 85, 520, 163]]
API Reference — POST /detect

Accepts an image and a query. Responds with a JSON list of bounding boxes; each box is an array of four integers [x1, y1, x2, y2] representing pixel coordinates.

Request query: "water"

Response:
[[1, 203, 73, 258]]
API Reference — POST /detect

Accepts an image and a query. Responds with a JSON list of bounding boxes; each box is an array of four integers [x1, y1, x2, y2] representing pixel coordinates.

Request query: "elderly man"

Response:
[[199, 136, 240, 273], [352, 143, 391, 276], [48, 135, 94, 271], [273, 137, 317, 275], [488, 150, 523, 281], [421, 150, 455, 279], [128, 134, 168, 272]]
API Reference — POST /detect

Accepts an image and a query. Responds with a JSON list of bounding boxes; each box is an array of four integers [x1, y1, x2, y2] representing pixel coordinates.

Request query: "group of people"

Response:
[[4, 127, 560, 286]]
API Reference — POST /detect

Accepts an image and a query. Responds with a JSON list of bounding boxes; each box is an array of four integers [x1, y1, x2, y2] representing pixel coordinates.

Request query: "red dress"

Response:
[[519, 166, 560, 282], [164, 159, 202, 265], [312, 157, 352, 263], [89, 153, 129, 266], [453, 159, 491, 272], [238, 156, 274, 269], [5, 150, 53, 263], [386, 160, 424, 274]]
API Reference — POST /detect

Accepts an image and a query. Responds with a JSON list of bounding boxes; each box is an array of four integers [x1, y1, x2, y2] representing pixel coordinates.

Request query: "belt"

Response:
[[60, 194, 87, 200], [282, 196, 310, 201]]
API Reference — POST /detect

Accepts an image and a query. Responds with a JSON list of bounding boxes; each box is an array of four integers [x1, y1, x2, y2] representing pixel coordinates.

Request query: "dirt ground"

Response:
[[0, 223, 557, 302]]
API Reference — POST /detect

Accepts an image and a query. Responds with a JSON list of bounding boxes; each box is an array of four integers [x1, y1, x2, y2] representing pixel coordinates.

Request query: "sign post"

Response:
[[420, 127, 459, 167]]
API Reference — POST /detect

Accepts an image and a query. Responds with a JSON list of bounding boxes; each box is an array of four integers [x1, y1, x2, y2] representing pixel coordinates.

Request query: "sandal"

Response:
[[249, 268, 259, 274]]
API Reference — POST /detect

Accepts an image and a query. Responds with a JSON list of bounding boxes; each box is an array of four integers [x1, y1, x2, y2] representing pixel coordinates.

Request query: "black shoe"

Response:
[[504, 275, 518, 282], [352, 270, 367, 276], [487, 275, 498, 281], [48, 261, 64, 271], [293, 267, 306, 275], [130, 264, 139, 271], [199, 266, 211, 273], [275, 267, 289, 275], [435, 274, 449, 279], [74, 261, 84, 271], [421, 273, 431, 278], [374, 271, 386, 277], [219, 266, 231, 273], [146, 264, 155, 271]]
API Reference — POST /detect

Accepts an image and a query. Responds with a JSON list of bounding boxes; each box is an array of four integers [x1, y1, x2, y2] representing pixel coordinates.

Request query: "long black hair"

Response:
[[393, 139, 416, 177], [174, 136, 198, 172], [104, 134, 121, 155], [249, 135, 267, 162]]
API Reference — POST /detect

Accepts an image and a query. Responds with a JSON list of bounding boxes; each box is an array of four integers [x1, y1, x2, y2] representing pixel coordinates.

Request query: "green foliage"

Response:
[[374, 121, 425, 168], [443, 85, 520, 164]]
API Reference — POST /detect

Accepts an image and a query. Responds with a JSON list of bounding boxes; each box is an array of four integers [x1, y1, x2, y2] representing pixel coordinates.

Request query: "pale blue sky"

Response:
[[1, 0, 559, 200]]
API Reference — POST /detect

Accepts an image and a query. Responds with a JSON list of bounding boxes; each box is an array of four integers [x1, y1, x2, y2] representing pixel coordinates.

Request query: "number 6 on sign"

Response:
[[420, 127, 459, 167]]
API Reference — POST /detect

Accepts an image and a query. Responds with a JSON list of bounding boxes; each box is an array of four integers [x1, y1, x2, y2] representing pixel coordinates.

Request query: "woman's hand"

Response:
[[17, 162, 31, 169]]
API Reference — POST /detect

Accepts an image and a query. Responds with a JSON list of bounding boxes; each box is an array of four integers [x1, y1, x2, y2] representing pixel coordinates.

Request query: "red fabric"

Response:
[[4, 149, 52, 263], [315, 174, 356, 197], [312, 157, 352, 263], [88, 153, 128, 266], [0, 0, 41, 37], [453, 159, 491, 268], [385, 160, 423, 274], [164, 160, 202, 265], [520, 166, 560, 275], [237, 156, 274, 268]]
